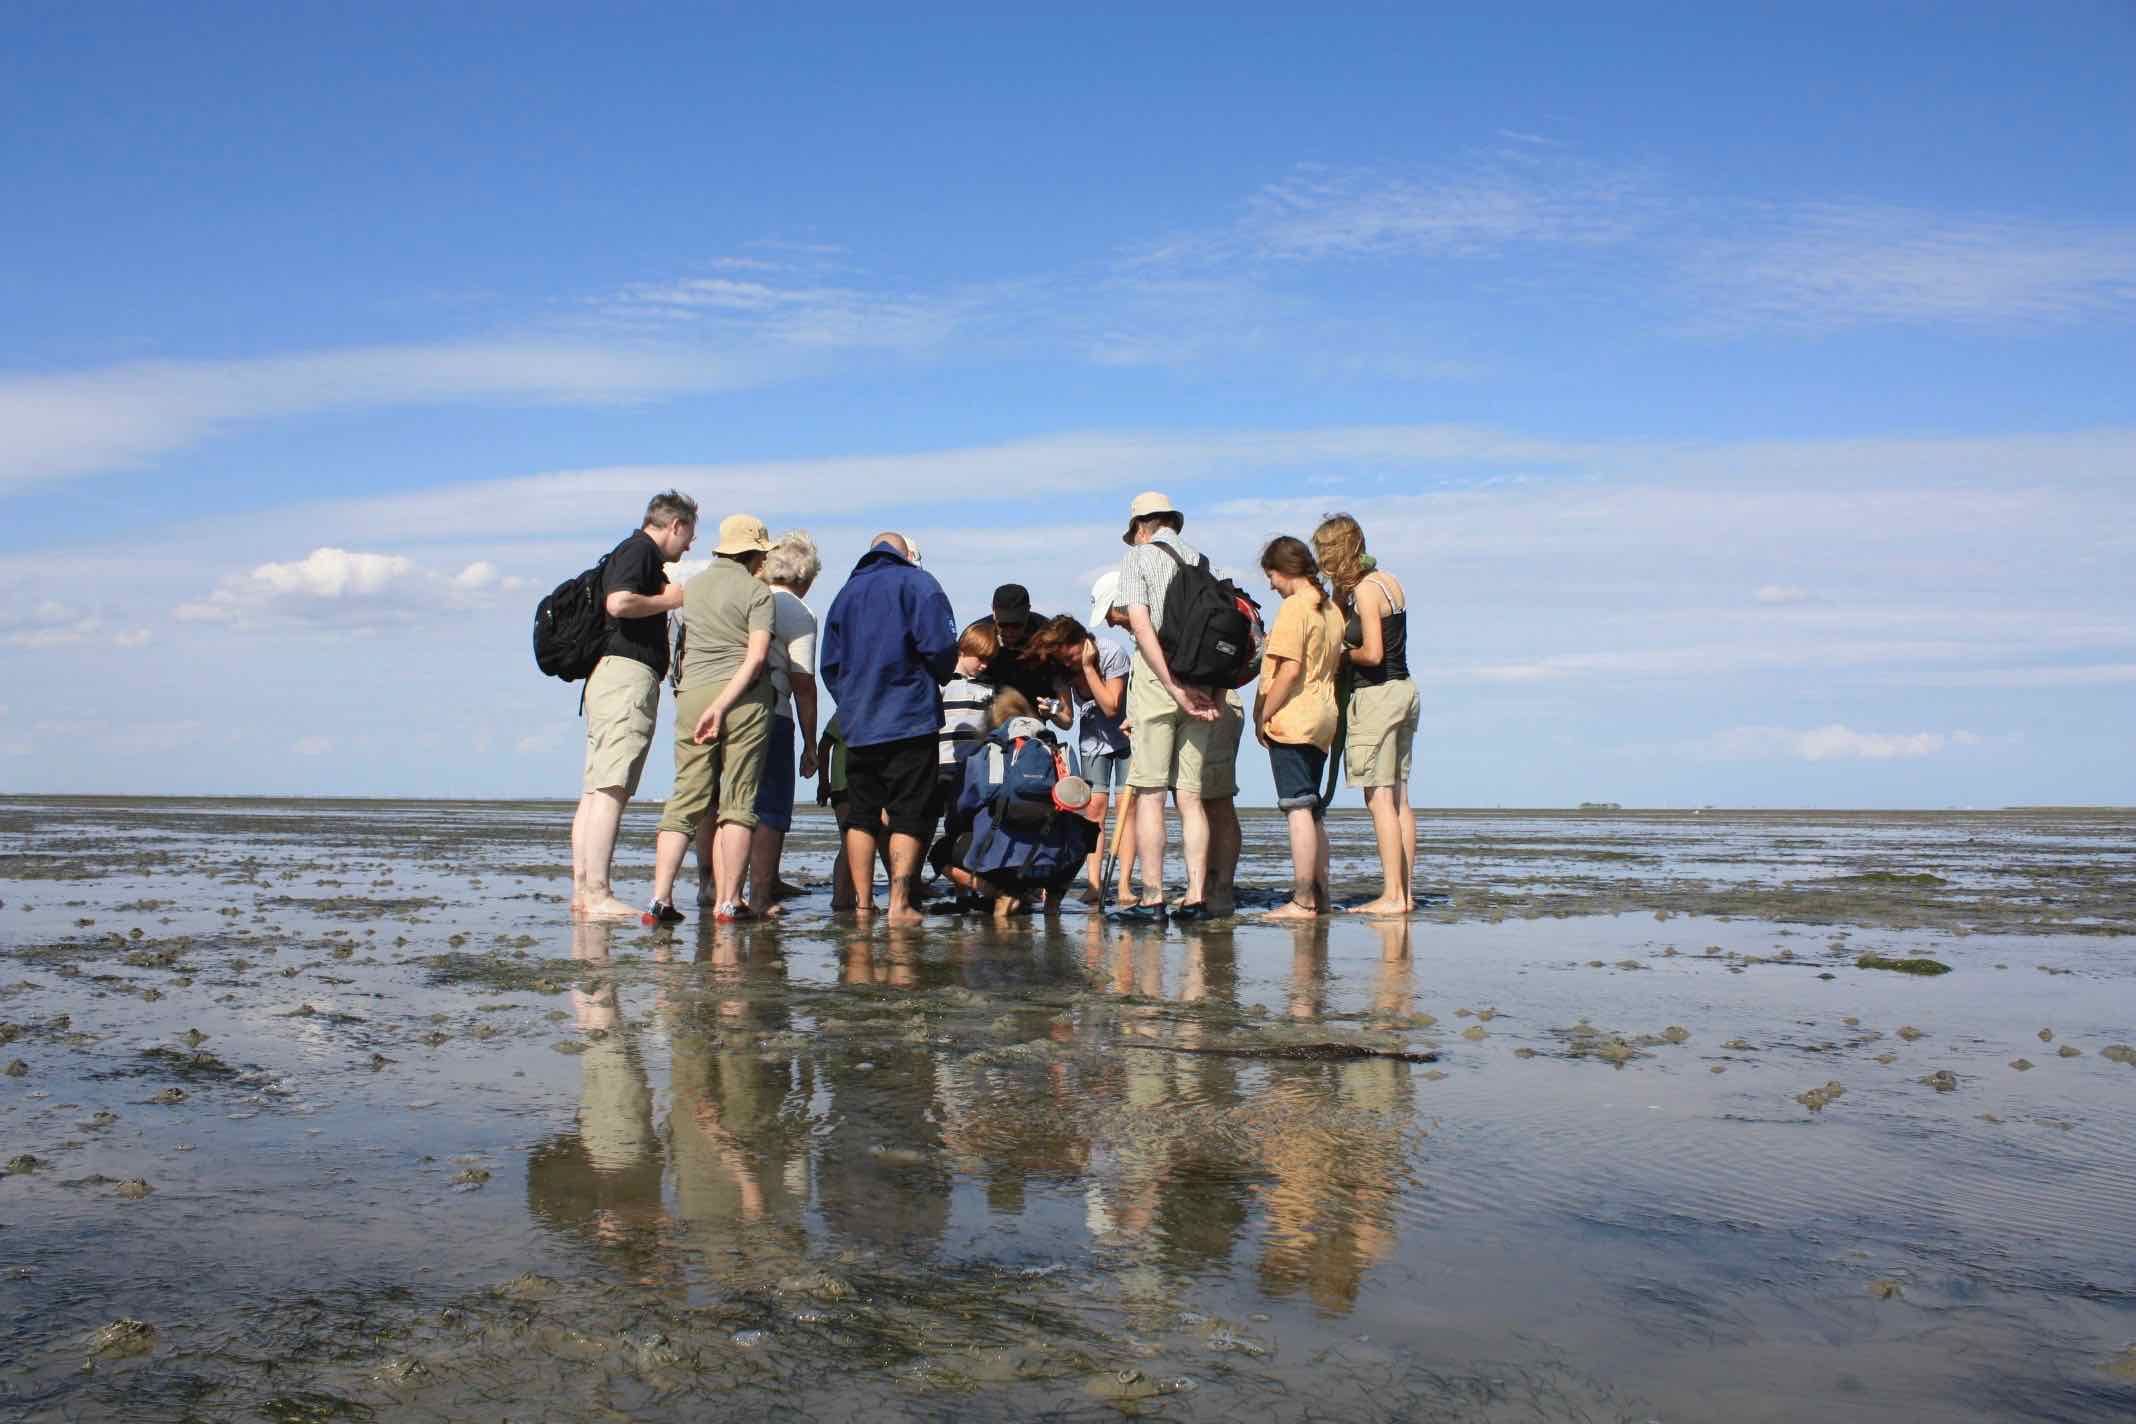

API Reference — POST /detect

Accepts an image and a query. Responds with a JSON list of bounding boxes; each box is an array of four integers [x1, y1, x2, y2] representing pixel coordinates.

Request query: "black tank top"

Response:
[[1344, 575, 1410, 686]]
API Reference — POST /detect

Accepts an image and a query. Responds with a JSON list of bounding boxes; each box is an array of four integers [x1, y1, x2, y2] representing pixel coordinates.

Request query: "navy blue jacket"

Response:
[[820, 542, 959, 749]]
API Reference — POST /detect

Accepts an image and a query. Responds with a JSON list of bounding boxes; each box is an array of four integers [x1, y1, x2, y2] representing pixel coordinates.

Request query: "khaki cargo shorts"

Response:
[[1124, 653, 1242, 799], [582, 656, 662, 796], [656, 685, 772, 838], [1346, 677, 1419, 789]]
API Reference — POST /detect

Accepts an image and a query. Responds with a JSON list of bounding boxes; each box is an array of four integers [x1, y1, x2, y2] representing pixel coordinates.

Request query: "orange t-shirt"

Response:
[[1261, 587, 1343, 749]]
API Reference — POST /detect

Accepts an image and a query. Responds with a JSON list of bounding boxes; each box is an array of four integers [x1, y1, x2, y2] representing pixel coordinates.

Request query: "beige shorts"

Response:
[[1125, 656, 1242, 798], [582, 656, 661, 796], [656, 686, 772, 837], [1346, 678, 1419, 789]]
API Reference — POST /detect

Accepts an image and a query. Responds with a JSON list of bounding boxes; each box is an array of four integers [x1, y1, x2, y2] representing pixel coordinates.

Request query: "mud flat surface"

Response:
[[2, 797, 2133, 1422]]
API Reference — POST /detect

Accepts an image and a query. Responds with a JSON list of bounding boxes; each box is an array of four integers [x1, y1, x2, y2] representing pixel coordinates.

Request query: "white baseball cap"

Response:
[[1088, 569, 1122, 628]]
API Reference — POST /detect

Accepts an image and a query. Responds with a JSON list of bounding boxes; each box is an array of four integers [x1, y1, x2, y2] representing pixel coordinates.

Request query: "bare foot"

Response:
[[1346, 896, 1410, 917], [1264, 897, 1320, 922], [887, 905, 925, 928]]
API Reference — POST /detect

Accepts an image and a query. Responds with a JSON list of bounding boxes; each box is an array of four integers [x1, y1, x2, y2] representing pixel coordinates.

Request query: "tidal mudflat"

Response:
[[3, 797, 2133, 1421]]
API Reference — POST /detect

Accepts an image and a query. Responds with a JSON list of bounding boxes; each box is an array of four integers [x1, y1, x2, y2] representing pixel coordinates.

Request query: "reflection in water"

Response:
[[667, 926, 812, 1281], [525, 923, 665, 1268], [1259, 918, 1411, 1311], [529, 916, 1421, 1316]]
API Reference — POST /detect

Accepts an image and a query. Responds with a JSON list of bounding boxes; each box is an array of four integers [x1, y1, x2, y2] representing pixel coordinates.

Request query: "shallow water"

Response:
[[3, 797, 2134, 1421]]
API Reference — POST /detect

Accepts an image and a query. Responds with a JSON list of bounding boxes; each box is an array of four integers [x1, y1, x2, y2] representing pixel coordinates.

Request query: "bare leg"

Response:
[[1396, 782, 1417, 910], [711, 820, 752, 909], [842, 828, 879, 919], [745, 824, 786, 913], [1314, 815, 1331, 913], [693, 820, 715, 904], [1132, 787, 1168, 909], [1350, 786, 1409, 915], [1176, 790, 1211, 906], [1265, 807, 1321, 920], [1205, 796, 1240, 914], [573, 788, 638, 919], [1083, 791, 1110, 894], [885, 832, 925, 926], [648, 827, 692, 908]]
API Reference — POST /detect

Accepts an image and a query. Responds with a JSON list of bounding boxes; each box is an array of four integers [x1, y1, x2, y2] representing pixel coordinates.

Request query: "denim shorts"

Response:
[[1268, 741, 1329, 820], [1080, 749, 1128, 792], [751, 715, 797, 833]]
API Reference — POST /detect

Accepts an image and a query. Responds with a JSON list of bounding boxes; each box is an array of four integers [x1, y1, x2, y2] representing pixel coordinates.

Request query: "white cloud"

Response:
[[174, 546, 506, 630], [1755, 584, 1812, 605], [113, 628, 152, 648], [292, 735, 334, 757], [1692, 724, 1986, 762], [253, 548, 414, 598]]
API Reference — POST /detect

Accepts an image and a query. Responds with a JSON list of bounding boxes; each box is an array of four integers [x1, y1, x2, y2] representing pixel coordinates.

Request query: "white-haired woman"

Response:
[[706, 530, 820, 911]]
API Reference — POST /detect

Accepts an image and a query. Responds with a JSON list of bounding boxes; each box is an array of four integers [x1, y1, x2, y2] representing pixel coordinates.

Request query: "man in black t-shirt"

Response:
[[971, 583, 1058, 708], [573, 490, 698, 920]]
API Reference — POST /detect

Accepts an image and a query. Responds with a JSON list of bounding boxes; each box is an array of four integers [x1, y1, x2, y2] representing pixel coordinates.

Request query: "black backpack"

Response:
[[1154, 544, 1263, 689], [531, 554, 611, 682]]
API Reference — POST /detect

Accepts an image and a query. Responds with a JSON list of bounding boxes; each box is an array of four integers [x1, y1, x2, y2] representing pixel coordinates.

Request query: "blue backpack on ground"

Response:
[[953, 719, 1097, 888]]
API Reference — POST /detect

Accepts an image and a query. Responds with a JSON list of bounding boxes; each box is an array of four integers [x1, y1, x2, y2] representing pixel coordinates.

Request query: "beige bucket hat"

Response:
[[713, 513, 774, 556], [1121, 490, 1180, 545]]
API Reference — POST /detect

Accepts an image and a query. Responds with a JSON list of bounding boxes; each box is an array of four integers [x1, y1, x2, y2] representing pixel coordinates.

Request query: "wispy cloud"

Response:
[[1236, 155, 1659, 262], [0, 341, 750, 492], [0, 596, 150, 650], [1690, 724, 1986, 762], [1689, 203, 2136, 329]]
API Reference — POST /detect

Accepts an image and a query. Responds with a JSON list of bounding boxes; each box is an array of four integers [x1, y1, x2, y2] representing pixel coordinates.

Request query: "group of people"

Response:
[[564, 490, 1420, 929]]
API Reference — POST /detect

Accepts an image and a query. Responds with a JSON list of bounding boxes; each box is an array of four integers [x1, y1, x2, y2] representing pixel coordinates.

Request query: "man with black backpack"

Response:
[[568, 491, 697, 920], [1113, 491, 1253, 922]]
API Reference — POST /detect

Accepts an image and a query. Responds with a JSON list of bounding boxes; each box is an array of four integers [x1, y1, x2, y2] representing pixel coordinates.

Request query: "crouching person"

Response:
[[947, 690, 1098, 918]]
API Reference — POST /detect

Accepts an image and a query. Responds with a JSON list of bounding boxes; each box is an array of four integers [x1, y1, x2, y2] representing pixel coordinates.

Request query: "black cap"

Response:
[[991, 583, 1032, 625]]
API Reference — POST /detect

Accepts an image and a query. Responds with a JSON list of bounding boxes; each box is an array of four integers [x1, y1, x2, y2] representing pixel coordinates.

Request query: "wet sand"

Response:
[[3, 797, 2133, 1421]]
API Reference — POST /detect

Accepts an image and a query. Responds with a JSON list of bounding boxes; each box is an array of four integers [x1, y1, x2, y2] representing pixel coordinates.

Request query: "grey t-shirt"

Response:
[[1076, 633, 1133, 758], [1116, 529, 1201, 636], [678, 557, 775, 701]]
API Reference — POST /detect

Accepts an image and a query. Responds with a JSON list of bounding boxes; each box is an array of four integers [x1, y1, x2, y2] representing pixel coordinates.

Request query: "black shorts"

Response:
[[845, 734, 940, 843]]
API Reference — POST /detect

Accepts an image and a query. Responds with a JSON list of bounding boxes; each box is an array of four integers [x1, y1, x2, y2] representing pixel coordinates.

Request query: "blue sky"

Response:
[[2, 2, 2132, 806]]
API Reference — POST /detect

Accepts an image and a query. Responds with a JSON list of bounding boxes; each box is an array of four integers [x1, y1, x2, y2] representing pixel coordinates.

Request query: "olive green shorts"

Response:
[[1345, 678, 1419, 789], [1124, 653, 1242, 798], [656, 686, 772, 837], [581, 656, 661, 796]]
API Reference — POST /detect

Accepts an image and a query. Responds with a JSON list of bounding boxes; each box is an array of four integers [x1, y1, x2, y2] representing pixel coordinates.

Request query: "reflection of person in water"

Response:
[[665, 925, 811, 1284], [1255, 921, 1414, 1313], [1078, 923, 1254, 1294], [525, 923, 667, 1272], [817, 930, 951, 1253]]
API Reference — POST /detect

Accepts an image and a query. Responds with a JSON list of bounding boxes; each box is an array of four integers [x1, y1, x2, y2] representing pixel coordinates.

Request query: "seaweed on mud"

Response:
[[1855, 953, 1953, 975], [416, 952, 575, 994]]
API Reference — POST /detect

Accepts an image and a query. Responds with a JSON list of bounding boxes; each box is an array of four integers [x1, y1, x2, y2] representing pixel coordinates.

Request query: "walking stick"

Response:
[[1099, 785, 1136, 911]]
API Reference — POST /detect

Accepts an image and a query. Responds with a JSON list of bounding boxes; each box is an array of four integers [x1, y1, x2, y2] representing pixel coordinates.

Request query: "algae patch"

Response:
[[1855, 954, 1951, 976]]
